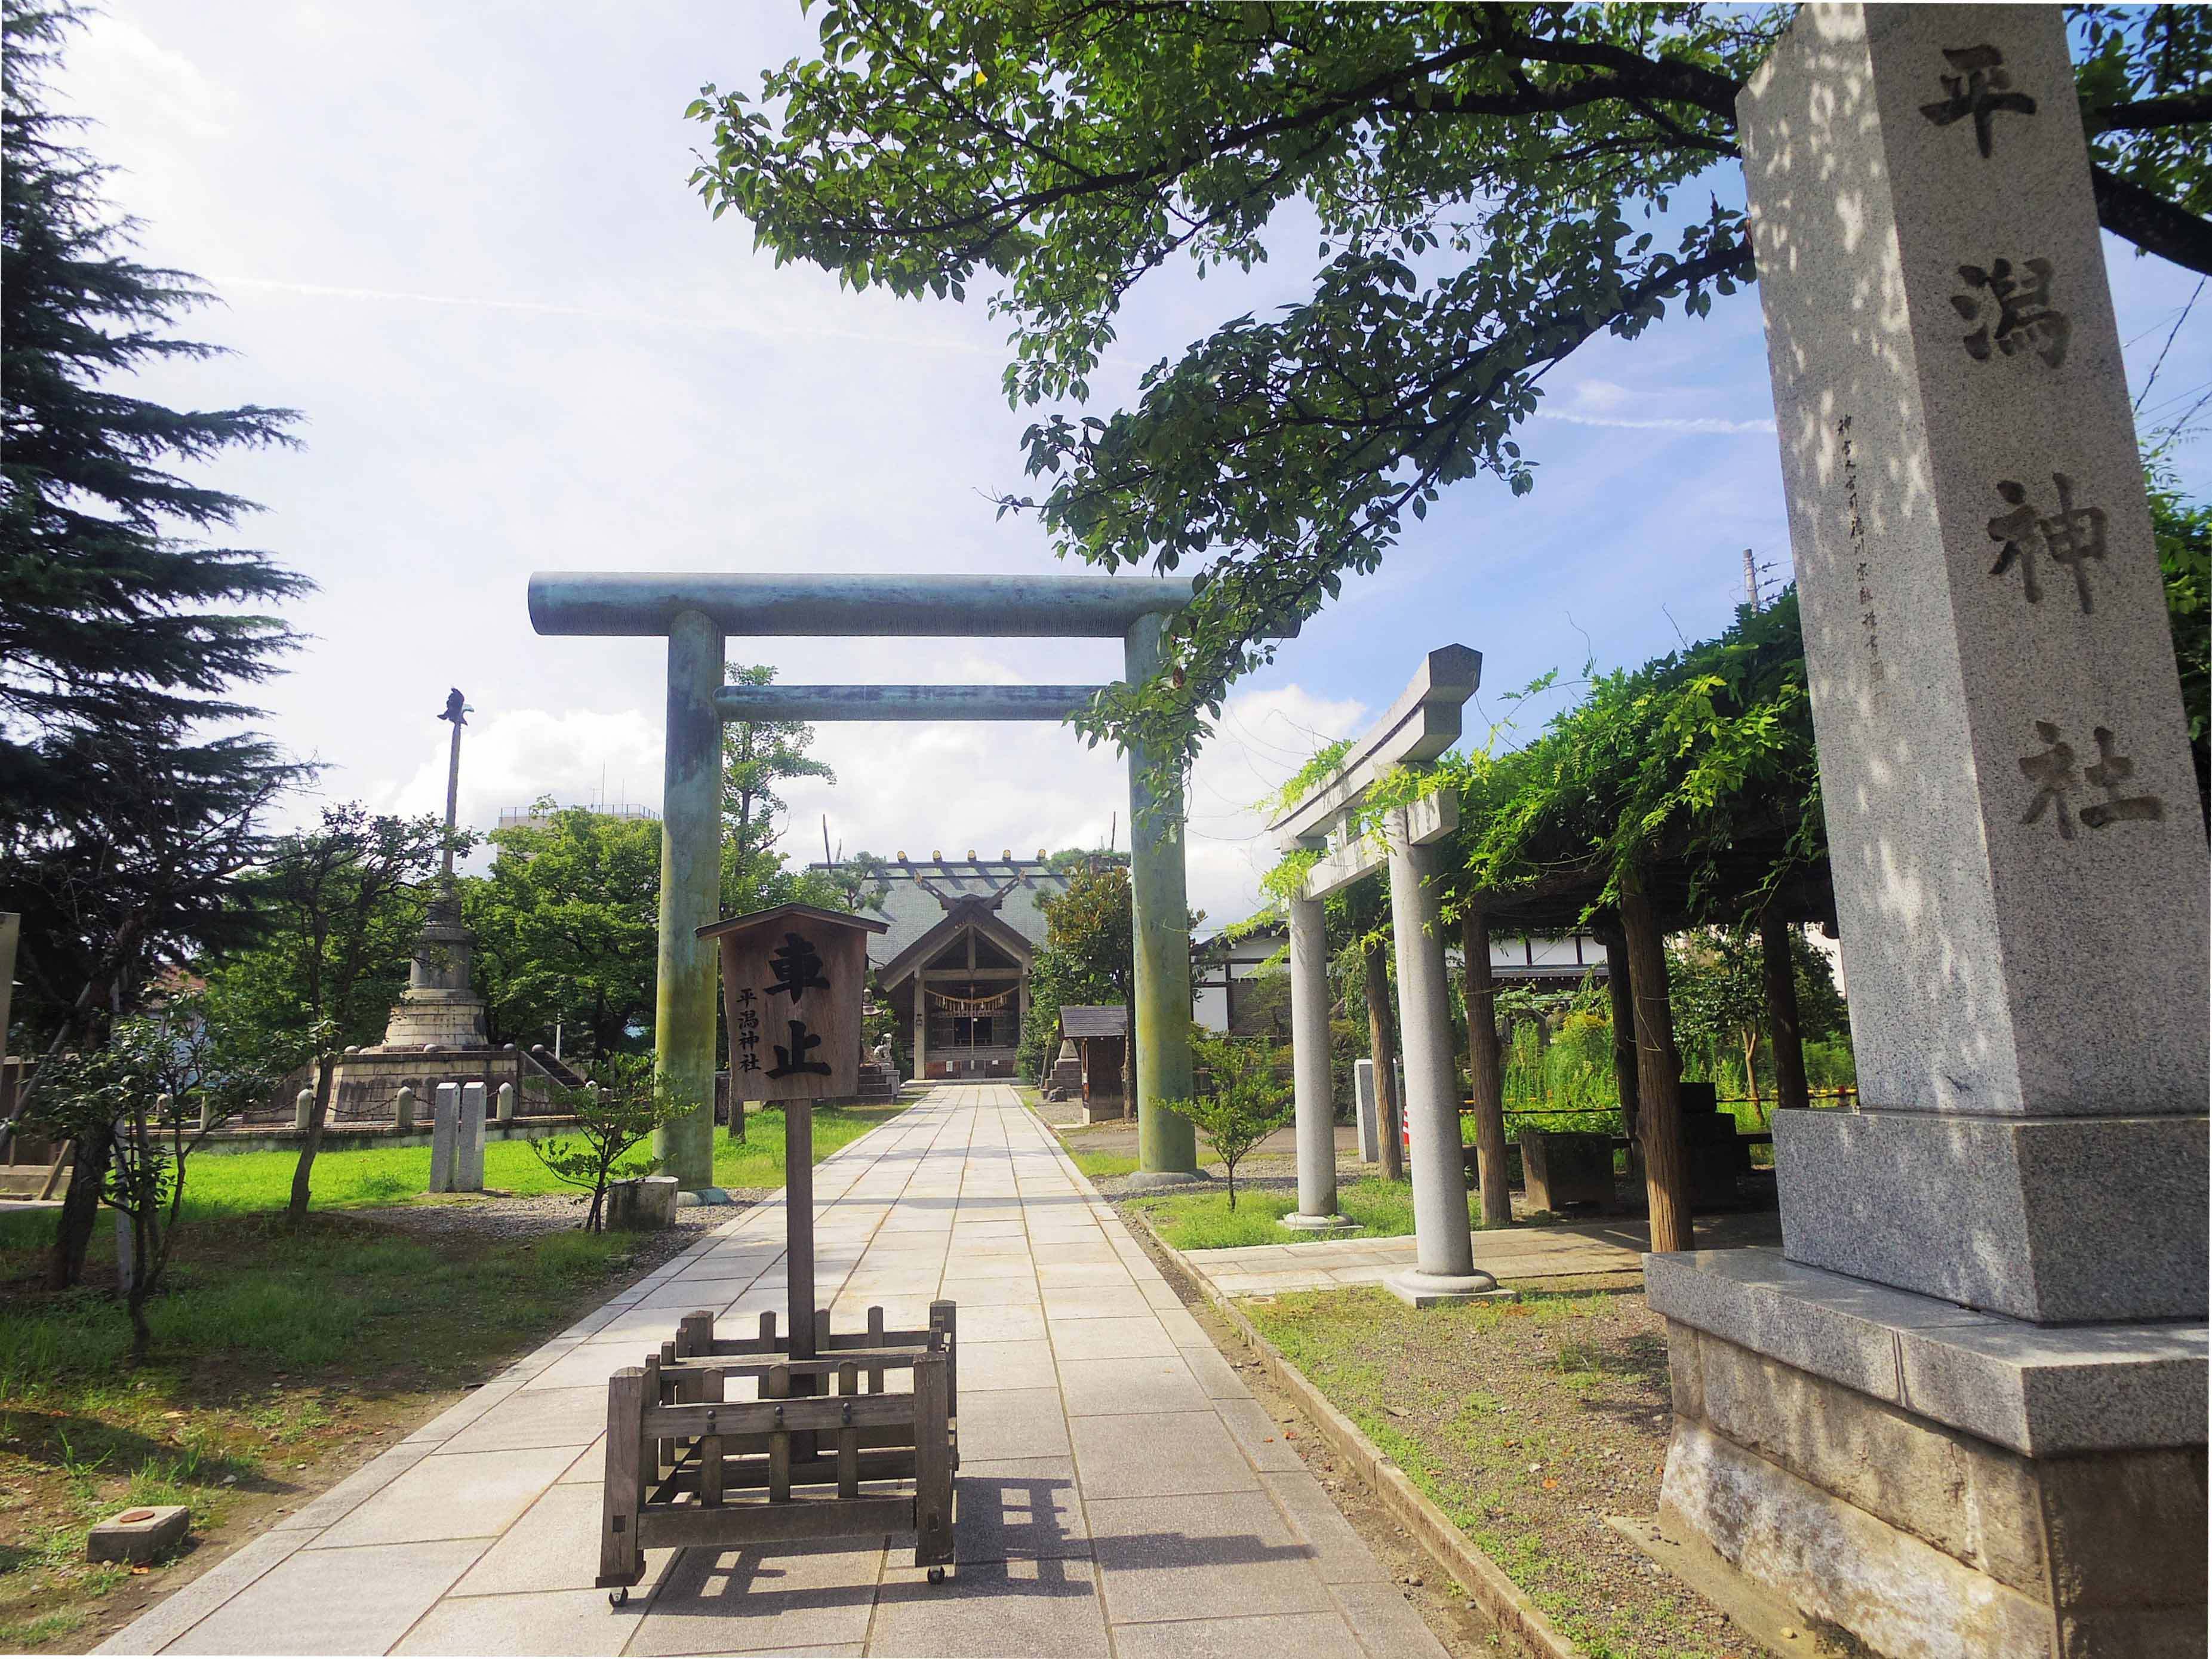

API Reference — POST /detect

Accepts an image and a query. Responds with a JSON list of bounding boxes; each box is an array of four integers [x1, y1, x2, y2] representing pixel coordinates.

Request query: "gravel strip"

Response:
[[346, 1188, 774, 1249]]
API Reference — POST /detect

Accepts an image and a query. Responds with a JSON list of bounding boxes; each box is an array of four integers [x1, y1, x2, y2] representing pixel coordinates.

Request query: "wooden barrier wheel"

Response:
[[609, 1587, 629, 1608], [927, 1566, 946, 1585]]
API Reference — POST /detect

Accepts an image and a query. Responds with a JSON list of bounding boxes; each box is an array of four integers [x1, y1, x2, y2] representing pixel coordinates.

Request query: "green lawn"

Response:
[[1066, 1148, 1139, 1183], [0, 1214, 648, 1652], [0, 1097, 906, 1651], [165, 1101, 904, 1218], [1129, 1174, 1493, 1251]]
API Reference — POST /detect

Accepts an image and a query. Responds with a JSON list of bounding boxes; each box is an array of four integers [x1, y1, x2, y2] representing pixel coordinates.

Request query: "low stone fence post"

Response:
[[457, 1082, 487, 1190], [395, 1086, 416, 1134], [429, 1084, 460, 1192]]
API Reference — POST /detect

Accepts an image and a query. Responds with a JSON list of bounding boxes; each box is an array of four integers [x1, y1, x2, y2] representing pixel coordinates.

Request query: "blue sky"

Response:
[[56, 2, 2210, 927]]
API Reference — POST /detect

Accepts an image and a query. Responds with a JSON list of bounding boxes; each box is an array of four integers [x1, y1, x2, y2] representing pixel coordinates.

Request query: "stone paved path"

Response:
[[1180, 1211, 1784, 1301], [102, 1085, 1445, 1658]]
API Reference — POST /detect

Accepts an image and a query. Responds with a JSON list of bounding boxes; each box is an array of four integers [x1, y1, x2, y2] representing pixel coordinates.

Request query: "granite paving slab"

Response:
[[99, 1085, 1443, 1658]]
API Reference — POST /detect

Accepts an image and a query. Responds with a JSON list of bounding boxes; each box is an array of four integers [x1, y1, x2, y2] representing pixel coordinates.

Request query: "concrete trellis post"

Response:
[[1267, 647, 1501, 1303], [1282, 892, 1350, 1230], [528, 572, 1292, 1192], [1384, 815, 1491, 1303]]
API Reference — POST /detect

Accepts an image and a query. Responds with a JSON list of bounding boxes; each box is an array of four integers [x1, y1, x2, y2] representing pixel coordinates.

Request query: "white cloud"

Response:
[[1534, 409, 1777, 435], [67, 14, 237, 140], [387, 706, 664, 831], [208, 273, 999, 357], [365, 679, 1364, 935], [1570, 378, 1633, 412]]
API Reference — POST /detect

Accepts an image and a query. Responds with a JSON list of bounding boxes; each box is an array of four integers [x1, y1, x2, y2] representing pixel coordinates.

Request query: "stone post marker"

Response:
[[1648, 9, 2209, 1654], [427, 1083, 459, 1193], [495, 1081, 516, 1124], [292, 1088, 313, 1133], [393, 1085, 416, 1134], [454, 1081, 487, 1190]]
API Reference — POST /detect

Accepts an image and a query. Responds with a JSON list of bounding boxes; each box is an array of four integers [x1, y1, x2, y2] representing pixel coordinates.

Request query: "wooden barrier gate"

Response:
[[598, 1301, 958, 1599]]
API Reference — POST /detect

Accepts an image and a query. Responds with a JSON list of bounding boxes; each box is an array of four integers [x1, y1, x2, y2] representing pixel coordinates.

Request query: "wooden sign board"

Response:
[[699, 903, 887, 1103]]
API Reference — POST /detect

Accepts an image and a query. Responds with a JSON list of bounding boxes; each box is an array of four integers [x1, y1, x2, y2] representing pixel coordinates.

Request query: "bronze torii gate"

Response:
[[527, 571, 1227, 1195]]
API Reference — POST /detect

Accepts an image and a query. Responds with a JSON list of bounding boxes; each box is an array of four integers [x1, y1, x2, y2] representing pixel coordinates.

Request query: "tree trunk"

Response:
[[287, 1053, 336, 1223], [47, 1119, 113, 1290], [1742, 1029, 1765, 1124], [1619, 867, 1693, 1254], [126, 1195, 158, 1364], [1459, 906, 1512, 1227], [1760, 906, 1811, 1116], [1361, 937, 1404, 1183], [1596, 920, 1641, 1144]]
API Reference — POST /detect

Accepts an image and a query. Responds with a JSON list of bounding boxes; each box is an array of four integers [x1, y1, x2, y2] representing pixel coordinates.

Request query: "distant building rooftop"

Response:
[[810, 851, 1127, 970]]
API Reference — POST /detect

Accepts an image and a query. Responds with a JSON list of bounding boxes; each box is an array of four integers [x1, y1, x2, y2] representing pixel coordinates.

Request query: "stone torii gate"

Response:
[[1269, 644, 1501, 1307], [527, 571, 1220, 1195]]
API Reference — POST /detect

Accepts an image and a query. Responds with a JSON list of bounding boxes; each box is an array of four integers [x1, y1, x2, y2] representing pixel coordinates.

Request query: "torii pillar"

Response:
[[530, 573, 1275, 1193]]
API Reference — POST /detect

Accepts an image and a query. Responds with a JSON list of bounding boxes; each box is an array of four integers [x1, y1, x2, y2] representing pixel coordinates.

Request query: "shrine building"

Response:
[[829, 851, 1124, 1083]]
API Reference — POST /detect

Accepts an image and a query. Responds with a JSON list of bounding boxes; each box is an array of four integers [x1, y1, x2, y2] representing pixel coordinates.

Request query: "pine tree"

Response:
[[2, 2, 313, 1285], [1, 0, 311, 1055]]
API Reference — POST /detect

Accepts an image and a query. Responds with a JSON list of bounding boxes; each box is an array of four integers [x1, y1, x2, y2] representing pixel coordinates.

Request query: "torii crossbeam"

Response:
[[528, 571, 1232, 1193]]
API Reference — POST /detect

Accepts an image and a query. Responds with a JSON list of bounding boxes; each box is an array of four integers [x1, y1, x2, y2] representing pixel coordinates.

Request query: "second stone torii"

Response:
[[1269, 645, 1505, 1307]]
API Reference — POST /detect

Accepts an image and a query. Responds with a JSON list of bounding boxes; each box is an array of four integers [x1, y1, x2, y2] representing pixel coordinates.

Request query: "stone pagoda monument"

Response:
[[377, 688, 489, 1048], [328, 690, 526, 1125]]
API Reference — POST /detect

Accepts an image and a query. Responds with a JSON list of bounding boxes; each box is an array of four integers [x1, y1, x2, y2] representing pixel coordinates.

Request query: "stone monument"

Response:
[[1648, 10, 2208, 1654], [376, 689, 489, 1049]]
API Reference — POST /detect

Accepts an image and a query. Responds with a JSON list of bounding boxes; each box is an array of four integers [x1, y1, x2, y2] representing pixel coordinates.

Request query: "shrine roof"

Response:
[[814, 855, 1126, 971], [696, 902, 888, 941], [1057, 1005, 1128, 1039]]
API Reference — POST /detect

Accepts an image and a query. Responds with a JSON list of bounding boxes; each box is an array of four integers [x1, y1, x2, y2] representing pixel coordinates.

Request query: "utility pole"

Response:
[[1742, 547, 1761, 611]]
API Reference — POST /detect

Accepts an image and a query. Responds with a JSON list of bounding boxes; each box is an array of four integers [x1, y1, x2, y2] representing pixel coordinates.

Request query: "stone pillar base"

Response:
[[1648, 1249, 2207, 1658], [1383, 1268, 1509, 1309], [674, 1186, 737, 1208], [1122, 1168, 1208, 1193], [1280, 1212, 1356, 1234]]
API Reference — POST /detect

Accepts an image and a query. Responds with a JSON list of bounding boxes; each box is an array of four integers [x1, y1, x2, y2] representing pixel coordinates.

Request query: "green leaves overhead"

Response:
[[1460, 592, 1822, 927], [691, 4, 2210, 767]]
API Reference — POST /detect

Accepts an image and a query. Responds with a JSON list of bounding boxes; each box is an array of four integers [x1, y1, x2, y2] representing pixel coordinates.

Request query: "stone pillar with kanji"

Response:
[[1646, 9, 2209, 1655]]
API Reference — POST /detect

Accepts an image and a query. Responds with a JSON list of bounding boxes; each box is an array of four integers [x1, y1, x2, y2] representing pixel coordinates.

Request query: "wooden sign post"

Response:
[[595, 902, 951, 1598], [699, 904, 887, 1371]]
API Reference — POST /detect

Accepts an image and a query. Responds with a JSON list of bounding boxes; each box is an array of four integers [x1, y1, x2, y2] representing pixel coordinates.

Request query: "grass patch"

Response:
[[0, 1098, 906, 1651], [1247, 1286, 1742, 1659], [1128, 1175, 1493, 1251], [1066, 1149, 1139, 1183], [0, 1213, 652, 1651], [151, 1101, 902, 1220]]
